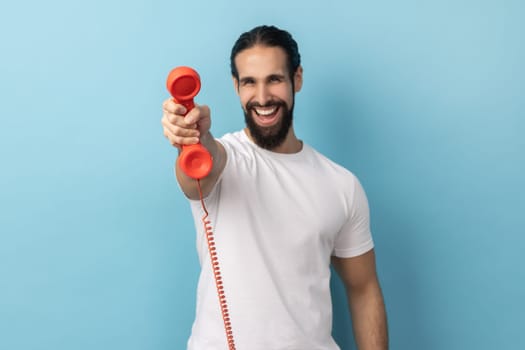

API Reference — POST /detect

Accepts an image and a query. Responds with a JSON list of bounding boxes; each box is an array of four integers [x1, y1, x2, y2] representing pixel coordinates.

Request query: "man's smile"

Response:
[[252, 105, 281, 126]]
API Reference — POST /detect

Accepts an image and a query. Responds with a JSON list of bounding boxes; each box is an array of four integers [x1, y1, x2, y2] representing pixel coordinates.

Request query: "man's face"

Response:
[[233, 45, 302, 150]]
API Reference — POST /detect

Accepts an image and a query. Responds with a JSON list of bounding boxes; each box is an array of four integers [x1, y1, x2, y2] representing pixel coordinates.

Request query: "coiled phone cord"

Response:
[[197, 179, 237, 350]]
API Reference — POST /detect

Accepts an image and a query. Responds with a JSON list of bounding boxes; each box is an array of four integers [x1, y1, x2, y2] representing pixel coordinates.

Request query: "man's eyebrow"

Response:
[[239, 73, 286, 82], [239, 76, 255, 83], [268, 73, 286, 79]]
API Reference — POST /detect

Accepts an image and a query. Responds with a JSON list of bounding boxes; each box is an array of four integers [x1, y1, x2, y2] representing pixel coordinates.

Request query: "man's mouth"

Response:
[[250, 105, 281, 126], [254, 105, 277, 115]]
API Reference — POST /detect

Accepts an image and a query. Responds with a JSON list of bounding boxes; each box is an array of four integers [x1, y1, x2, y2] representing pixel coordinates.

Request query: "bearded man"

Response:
[[161, 25, 388, 350]]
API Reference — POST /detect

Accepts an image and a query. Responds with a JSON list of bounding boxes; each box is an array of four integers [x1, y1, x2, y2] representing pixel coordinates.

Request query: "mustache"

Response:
[[246, 100, 285, 110]]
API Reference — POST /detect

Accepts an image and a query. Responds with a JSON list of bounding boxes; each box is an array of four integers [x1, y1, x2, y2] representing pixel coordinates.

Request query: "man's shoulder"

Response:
[[218, 130, 247, 147], [306, 144, 357, 179], [218, 129, 243, 139]]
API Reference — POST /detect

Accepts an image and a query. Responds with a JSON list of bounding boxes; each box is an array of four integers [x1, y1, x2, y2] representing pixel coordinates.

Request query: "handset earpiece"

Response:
[[166, 66, 213, 179]]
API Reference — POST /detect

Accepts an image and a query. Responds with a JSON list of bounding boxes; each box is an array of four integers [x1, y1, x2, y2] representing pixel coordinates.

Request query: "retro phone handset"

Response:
[[167, 67, 237, 350], [166, 66, 213, 179]]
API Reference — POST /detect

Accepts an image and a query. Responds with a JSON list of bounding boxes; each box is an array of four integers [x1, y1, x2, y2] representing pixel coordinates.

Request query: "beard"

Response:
[[243, 99, 294, 150]]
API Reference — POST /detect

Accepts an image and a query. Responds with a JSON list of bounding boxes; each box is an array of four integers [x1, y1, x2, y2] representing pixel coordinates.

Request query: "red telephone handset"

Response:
[[166, 66, 213, 179]]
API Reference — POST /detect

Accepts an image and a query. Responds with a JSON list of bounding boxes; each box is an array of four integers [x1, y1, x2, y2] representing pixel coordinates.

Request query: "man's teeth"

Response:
[[254, 107, 277, 116]]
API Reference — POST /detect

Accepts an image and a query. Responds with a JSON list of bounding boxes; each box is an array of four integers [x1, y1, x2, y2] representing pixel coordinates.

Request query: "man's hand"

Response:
[[161, 98, 212, 151]]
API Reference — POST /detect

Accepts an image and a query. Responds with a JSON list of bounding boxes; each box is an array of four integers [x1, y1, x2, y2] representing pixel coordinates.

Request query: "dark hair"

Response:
[[230, 25, 301, 81]]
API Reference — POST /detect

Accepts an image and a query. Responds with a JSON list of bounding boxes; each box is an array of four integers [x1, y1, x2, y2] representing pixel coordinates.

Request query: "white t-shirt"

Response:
[[186, 130, 374, 350]]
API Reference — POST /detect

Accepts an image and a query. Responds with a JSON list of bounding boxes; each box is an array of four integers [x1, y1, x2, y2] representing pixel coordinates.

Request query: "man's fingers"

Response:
[[161, 114, 200, 148], [161, 99, 207, 150], [163, 110, 197, 128], [162, 118, 200, 139], [163, 101, 209, 129], [163, 130, 182, 150], [162, 113, 197, 132], [183, 104, 210, 125], [164, 128, 200, 147], [163, 98, 187, 116]]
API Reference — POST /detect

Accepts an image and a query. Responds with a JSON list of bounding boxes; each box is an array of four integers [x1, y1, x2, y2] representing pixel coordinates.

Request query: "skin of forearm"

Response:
[[348, 282, 388, 350]]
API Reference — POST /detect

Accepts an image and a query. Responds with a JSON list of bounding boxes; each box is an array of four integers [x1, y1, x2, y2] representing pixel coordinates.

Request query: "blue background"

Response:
[[1, 0, 524, 349]]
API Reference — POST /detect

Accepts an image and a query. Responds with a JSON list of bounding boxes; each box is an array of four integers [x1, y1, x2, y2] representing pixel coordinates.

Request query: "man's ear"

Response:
[[232, 76, 240, 94], [294, 66, 303, 92]]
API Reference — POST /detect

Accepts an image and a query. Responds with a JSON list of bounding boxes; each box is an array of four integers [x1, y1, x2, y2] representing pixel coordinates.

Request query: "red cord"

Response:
[[197, 180, 237, 350]]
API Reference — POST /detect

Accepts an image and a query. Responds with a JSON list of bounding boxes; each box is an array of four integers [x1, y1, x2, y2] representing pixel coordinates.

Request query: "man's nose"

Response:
[[255, 83, 270, 105]]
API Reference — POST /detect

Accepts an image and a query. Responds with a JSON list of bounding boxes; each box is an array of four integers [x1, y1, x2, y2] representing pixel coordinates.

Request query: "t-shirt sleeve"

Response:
[[332, 175, 374, 258]]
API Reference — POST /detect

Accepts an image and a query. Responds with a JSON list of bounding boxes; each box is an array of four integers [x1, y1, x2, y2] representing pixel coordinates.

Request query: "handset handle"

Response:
[[166, 66, 213, 179]]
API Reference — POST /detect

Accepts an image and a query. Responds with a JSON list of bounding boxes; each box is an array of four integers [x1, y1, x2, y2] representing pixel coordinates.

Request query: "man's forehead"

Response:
[[235, 45, 288, 77]]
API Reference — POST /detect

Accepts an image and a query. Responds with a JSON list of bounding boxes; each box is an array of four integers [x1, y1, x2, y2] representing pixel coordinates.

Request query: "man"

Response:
[[161, 25, 388, 350]]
